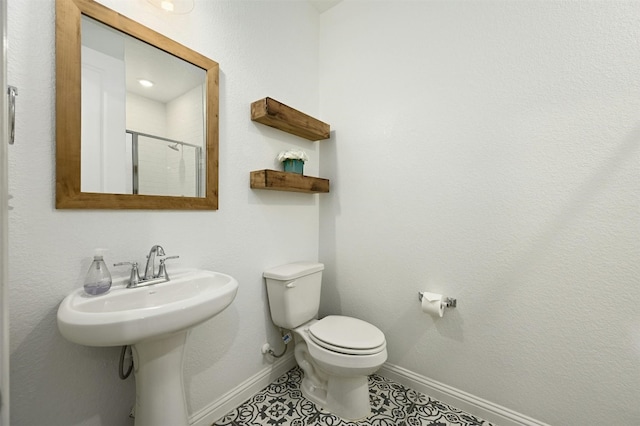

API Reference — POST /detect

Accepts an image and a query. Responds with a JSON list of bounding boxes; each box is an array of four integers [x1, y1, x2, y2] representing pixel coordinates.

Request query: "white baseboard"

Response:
[[189, 353, 296, 426], [188, 357, 548, 426], [378, 363, 550, 426]]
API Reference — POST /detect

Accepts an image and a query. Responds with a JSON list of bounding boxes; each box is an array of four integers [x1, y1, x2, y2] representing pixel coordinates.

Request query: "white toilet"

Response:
[[264, 261, 387, 420]]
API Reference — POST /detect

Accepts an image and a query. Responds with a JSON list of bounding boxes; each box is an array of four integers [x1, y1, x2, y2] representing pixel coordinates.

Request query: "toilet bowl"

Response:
[[293, 316, 387, 420], [263, 262, 387, 420]]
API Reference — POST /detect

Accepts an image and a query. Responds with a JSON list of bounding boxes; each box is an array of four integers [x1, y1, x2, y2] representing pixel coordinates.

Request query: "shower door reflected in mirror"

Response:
[[80, 14, 206, 197], [127, 131, 202, 197]]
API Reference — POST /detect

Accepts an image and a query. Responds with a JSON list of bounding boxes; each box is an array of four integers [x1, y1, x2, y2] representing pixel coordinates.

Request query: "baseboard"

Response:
[[378, 363, 550, 426], [189, 353, 296, 426], [187, 357, 548, 426]]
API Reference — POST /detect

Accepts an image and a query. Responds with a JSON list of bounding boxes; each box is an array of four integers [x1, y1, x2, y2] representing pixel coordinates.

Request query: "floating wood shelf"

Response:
[[251, 97, 330, 141], [250, 170, 330, 194]]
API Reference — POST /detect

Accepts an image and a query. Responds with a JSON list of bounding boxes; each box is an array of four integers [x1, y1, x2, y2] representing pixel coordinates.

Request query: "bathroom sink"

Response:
[[57, 269, 239, 347]]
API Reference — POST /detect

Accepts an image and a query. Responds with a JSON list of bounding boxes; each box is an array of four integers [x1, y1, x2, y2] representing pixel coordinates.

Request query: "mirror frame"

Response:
[[56, 0, 219, 209]]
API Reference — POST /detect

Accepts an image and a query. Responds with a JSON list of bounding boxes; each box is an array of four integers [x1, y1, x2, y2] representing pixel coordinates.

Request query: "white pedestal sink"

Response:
[[57, 269, 239, 426]]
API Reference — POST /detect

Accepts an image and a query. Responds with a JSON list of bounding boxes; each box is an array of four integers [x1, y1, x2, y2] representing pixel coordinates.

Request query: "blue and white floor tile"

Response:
[[213, 367, 495, 426]]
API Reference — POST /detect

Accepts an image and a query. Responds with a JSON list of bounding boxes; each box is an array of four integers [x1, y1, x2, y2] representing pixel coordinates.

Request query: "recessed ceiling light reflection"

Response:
[[160, 0, 174, 12], [147, 0, 194, 14]]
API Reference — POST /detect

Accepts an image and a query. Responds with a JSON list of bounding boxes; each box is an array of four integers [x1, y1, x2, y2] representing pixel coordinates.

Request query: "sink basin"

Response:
[[58, 269, 238, 347], [57, 269, 239, 426]]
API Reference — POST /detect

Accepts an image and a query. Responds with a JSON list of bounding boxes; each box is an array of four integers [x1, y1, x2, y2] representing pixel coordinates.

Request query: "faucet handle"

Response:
[[157, 256, 179, 280], [114, 261, 140, 287]]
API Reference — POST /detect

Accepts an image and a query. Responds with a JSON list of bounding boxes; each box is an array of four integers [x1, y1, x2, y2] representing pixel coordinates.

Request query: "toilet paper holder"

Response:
[[418, 292, 457, 308]]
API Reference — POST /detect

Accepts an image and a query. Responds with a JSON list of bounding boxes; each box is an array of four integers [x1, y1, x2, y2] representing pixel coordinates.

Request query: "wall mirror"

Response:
[[56, 0, 219, 209]]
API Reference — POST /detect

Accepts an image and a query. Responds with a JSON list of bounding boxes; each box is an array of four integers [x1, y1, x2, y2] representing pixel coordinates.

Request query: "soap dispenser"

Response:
[[84, 249, 112, 296]]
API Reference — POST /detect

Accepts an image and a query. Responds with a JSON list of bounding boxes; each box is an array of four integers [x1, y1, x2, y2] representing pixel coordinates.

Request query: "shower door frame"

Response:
[[127, 130, 203, 197]]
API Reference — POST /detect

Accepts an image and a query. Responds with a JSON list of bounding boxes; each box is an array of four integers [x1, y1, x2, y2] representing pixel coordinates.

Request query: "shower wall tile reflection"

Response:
[[127, 82, 204, 197]]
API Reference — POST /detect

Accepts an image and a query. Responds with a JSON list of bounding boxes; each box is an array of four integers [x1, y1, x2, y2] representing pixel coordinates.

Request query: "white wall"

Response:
[[319, 1, 640, 425], [7, 0, 321, 425], [126, 91, 167, 136], [81, 46, 128, 194], [167, 84, 204, 147]]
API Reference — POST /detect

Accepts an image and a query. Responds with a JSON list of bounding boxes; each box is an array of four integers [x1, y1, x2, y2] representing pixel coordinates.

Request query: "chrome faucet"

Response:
[[144, 245, 165, 280], [114, 245, 179, 288]]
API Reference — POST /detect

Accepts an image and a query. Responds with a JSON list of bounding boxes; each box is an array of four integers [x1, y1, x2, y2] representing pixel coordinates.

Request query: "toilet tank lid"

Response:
[[263, 261, 324, 280]]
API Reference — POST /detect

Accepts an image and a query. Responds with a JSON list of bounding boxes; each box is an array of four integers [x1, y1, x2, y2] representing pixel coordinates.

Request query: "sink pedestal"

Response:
[[132, 331, 190, 426]]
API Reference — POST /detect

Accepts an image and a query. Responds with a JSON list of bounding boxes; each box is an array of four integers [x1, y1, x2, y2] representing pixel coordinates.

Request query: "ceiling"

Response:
[[308, 0, 342, 13]]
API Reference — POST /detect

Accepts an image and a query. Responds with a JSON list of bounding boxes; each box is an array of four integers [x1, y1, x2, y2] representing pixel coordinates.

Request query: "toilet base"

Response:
[[327, 374, 371, 420], [295, 336, 374, 421], [299, 370, 371, 420]]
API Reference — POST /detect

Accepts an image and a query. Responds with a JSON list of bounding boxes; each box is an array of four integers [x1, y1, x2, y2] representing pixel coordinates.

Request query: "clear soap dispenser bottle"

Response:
[[84, 249, 112, 296]]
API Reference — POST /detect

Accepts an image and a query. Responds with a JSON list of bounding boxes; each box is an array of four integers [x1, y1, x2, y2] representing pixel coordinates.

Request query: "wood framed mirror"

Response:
[[56, 0, 219, 209]]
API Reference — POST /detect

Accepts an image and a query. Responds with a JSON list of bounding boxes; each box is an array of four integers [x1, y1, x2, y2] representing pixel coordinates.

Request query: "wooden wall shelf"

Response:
[[251, 97, 330, 141], [250, 170, 330, 194]]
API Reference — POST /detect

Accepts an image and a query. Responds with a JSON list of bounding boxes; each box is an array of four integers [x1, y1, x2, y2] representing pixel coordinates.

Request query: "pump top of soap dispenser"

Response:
[[93, 248, 107, 259]]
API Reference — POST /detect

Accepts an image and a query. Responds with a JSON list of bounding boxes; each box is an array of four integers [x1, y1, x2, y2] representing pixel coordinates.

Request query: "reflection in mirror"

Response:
[[56, 0, 219, 210], [80, 15, 206, 197], [129, 132, 202, 196]]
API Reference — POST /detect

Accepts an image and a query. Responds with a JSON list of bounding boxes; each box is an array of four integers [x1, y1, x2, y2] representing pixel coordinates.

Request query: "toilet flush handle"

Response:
[[285, 280, 297, 288]]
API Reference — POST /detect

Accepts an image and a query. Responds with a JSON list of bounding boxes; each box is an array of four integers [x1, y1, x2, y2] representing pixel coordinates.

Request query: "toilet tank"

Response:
[[263, 262, 324, 329]]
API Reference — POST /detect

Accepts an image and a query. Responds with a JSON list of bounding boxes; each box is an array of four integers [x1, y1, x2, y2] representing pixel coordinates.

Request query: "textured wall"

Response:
[[319, 1, 640, 425], [9, 1, 640, 425], [8, 0, 321, 425]]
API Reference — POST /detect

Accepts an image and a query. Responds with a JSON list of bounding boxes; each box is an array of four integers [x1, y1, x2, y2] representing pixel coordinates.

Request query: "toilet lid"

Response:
[[308, 316, 385, 355]]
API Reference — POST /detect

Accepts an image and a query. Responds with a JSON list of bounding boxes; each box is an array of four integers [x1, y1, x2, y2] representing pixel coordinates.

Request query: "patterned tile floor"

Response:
[[213, 367, 495, 426]]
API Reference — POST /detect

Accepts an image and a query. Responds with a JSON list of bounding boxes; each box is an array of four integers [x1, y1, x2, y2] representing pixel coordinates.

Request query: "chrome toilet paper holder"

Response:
[[418, 292, 457, 308]]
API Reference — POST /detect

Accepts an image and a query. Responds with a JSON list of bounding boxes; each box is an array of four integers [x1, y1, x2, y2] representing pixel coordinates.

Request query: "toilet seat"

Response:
[[308, 315, 386, 355], [296, 321, 388, 371]]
